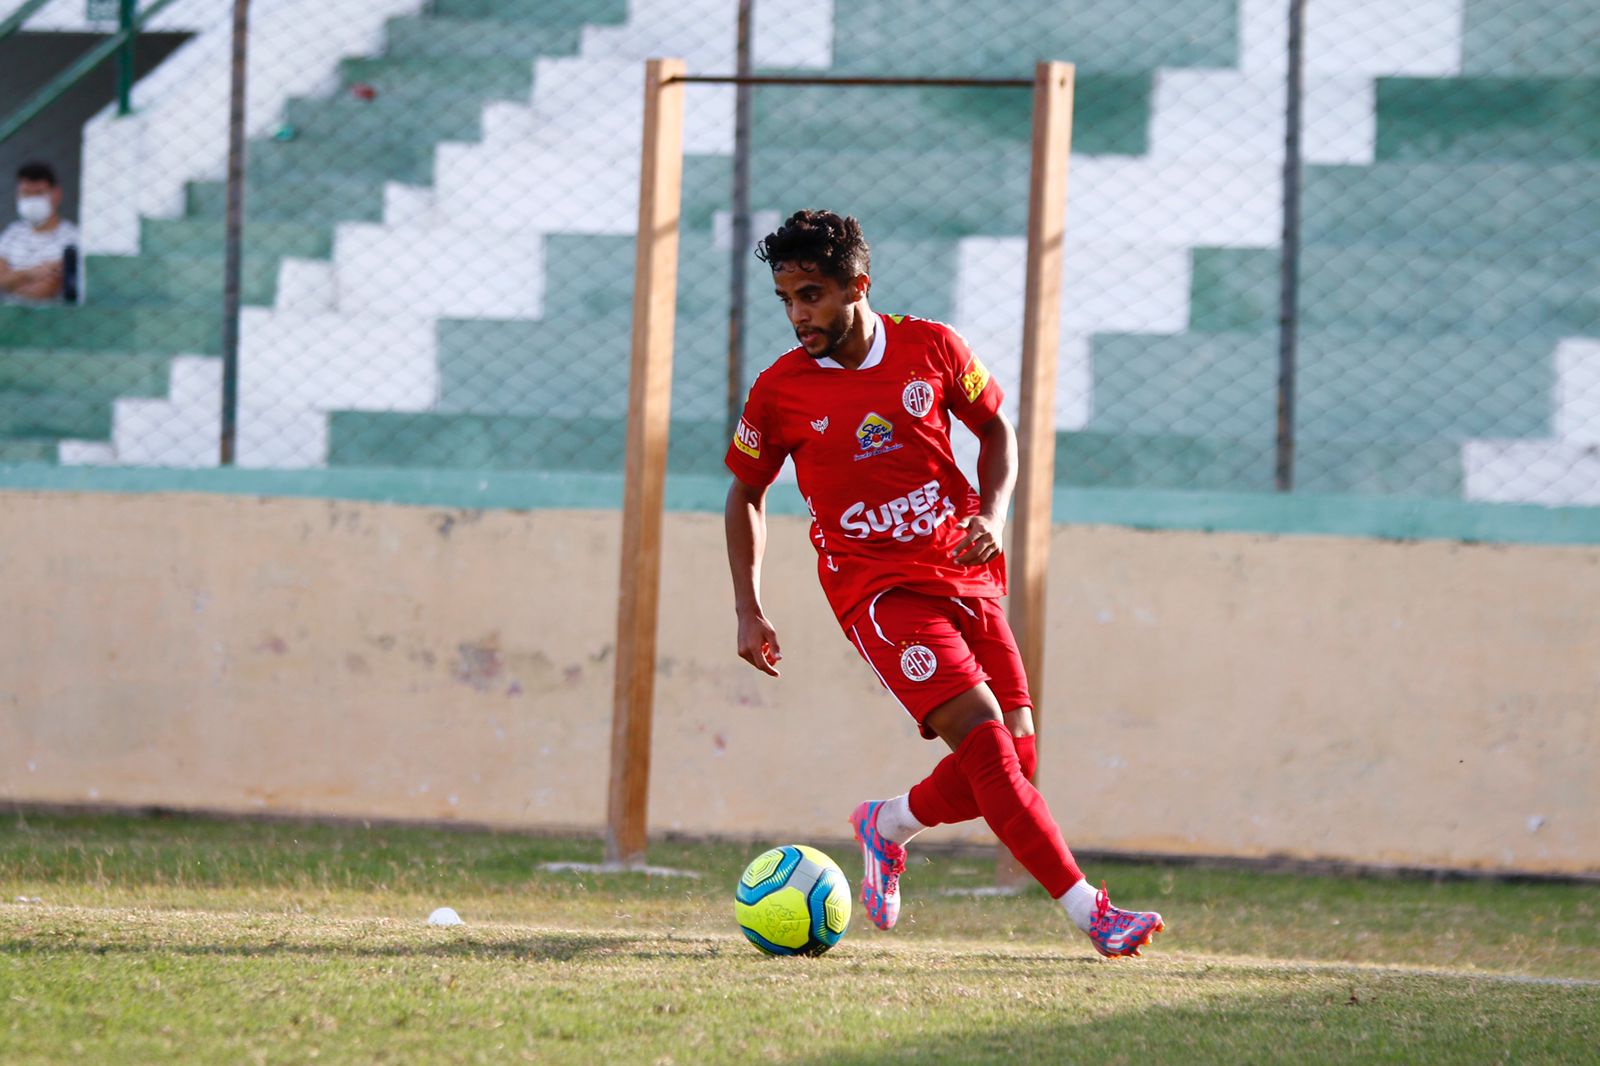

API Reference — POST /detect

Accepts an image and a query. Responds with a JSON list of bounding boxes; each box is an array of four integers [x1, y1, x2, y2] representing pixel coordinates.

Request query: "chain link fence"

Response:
[[0, 0, 1596, 505]]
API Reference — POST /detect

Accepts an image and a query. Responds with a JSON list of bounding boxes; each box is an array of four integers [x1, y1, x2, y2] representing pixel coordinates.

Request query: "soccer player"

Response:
[[723, 210, 1163, 958]]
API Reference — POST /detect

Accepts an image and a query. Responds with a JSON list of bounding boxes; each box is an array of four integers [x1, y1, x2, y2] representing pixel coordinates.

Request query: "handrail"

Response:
[[0, 0, 182, 147], [0, 0, 52, 45]]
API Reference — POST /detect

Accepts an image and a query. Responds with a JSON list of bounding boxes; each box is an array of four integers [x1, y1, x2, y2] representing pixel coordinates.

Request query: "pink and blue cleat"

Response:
[[849, 800, 908, 930], [1086, 882, 1164, 958]]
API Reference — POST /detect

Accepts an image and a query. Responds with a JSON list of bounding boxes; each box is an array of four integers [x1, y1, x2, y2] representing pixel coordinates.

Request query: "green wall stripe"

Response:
[[1, 464, 1598, 546]]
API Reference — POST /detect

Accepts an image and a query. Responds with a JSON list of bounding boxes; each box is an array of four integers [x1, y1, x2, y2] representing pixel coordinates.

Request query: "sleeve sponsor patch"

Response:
[[959, 357, 991, 403], [733, 416, 762, 459]]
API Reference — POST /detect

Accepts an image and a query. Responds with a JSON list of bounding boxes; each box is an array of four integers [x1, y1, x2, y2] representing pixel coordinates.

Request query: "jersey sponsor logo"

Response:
[[900, 644, 937, 682], [853, 412, 903, 461], [810, 416, 829, 434], [733, 417, 762, 459], [902, 380, 935, 418], [839, 478, 957, 543], [959, 357, 991, 403]]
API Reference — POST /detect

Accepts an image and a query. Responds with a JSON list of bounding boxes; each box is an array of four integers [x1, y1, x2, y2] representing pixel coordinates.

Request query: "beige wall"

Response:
[[1, 490, 1595, 875]]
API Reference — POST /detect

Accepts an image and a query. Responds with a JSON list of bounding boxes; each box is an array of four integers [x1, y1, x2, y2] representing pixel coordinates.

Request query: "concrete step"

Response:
[[0, 349, 171, 399]]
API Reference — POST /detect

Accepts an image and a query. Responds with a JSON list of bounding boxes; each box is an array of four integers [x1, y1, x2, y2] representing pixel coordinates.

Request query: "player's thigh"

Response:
[[960, 596, 1035, 723], [846, 589, 989, 739]]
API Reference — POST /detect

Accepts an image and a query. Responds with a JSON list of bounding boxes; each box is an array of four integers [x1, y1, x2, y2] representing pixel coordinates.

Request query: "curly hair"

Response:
[[755, 209, 871, 286]]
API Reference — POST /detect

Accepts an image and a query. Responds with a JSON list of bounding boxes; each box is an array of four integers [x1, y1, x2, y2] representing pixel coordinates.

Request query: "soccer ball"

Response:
[[735, 844, 851, 956]]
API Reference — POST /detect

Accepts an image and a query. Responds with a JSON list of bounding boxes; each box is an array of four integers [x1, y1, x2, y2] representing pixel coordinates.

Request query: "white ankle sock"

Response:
[[1059, 877, 1097, 932], [873, 794, 926, 845]]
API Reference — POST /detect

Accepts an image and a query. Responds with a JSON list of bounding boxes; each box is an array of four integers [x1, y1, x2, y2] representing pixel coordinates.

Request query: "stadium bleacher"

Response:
[[3, 0, 1594, 503]]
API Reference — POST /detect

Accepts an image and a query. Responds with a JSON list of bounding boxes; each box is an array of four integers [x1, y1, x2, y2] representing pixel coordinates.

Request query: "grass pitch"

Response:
[[2, 812, 1597, 1064]]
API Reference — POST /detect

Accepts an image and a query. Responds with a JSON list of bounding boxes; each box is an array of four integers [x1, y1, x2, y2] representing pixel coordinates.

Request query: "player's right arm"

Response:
[[725, 476, 782, 677], [724, 372, 791, 677]]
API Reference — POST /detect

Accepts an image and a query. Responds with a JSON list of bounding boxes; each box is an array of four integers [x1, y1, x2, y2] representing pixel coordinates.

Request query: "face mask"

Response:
[[16, 195, 52, 226]]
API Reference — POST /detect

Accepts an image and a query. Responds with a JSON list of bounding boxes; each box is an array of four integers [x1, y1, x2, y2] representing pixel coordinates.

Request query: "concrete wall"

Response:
[[0, 489, 1595, 875]]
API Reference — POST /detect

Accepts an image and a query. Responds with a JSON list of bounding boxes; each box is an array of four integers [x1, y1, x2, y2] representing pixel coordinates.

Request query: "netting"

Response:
[[0, 0, 1595, 505]]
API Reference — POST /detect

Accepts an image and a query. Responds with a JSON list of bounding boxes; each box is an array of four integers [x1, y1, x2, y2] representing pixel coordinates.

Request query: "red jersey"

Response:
[[725, 312, 1008, 628]]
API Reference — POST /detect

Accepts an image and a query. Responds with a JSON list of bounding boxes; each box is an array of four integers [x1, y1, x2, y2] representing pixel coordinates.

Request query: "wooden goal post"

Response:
[[607, 59, 1075, 867]]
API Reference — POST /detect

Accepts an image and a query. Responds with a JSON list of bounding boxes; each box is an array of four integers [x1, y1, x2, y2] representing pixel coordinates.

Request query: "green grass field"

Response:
[[2, 811, 1597, 1064]]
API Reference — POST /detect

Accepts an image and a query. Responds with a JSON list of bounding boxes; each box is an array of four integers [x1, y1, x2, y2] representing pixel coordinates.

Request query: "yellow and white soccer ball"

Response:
[[734, 844, 851, 956]]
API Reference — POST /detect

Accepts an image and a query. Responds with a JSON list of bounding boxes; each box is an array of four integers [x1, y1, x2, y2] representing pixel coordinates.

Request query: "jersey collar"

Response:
[[816, 311, 885, 371]]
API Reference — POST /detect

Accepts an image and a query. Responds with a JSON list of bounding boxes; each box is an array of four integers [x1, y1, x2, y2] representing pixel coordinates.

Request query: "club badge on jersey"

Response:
[[901, 380, 934, 418]]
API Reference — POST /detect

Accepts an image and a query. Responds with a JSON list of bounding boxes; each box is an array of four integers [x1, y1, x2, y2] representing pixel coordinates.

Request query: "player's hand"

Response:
[[735, 609, 783, 677], [951, 514, 1004, 566]]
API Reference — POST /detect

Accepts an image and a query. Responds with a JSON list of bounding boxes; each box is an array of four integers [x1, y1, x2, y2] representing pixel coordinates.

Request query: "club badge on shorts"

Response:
[[902, 380, 934, 418], [900, 644, 937, 682]]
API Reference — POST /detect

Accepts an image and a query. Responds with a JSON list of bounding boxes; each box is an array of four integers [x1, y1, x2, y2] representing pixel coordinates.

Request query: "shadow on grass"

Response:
[[0, 929, 673, 963], [781, 975, 1600, 1065]]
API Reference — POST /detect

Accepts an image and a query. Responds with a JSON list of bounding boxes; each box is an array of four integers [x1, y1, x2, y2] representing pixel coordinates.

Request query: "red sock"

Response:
[[953, 720, 1082, 897], [908, 732, 1037, 828]]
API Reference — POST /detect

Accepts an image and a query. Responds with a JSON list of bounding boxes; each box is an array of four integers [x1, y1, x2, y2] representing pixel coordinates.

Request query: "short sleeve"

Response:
[[939, 324, 1004, 431], [724, 374, 789, 488]]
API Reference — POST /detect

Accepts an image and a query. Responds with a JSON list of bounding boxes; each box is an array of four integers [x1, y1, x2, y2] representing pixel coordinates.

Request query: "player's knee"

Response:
[[925, 684, 1003, 752]]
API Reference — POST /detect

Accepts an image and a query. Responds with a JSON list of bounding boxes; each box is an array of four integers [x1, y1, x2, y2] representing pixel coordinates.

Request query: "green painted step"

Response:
[[1302, 162, 1600, 250], [1088, 330, 1553, 441], [434, 259, 962, 421], [381, 16, 584, 60], [138, 218, 331, 260], [336, 56, 534, 103], [684, 146, 1030, 233], [281, 97, 489, 148], [85, 253, 280, 308], [185, 176, 385, 224], [0, 392, 114, 439], [327, 412, 726, 474], [426, 0, 628, 27], [537, 232, 958, 321], [248, 139, 437, 186], [0, 306, 220, 353], [1054, 431, 1464, 497], [1463, 0, 1600, 77], [0, 438, 63, 463], [834, 0, 1237, 76], [435, 312, 736, 423], [747, 75, 1151, 157], [681, 148, 1033, 237], [1377, 77, 1600, 163], [0, 350, 170, 399], [1189, 246, 1600, 337]]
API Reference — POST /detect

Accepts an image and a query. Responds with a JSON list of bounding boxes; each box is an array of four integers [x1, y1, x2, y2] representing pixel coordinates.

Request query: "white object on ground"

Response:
[[427, 907, 464, 926]]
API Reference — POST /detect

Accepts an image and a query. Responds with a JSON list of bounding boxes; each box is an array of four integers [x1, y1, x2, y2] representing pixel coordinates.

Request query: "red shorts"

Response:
[[845, 588, 1033, 739]]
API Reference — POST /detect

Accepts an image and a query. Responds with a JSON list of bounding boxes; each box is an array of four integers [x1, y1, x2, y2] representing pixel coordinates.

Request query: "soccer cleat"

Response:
[[1086, 882, 1164, 958], [849, 800, 908, 930]]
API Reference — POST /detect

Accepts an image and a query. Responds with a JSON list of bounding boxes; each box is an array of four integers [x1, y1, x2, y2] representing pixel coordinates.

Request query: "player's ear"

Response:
[[852, 273, 871, 302]]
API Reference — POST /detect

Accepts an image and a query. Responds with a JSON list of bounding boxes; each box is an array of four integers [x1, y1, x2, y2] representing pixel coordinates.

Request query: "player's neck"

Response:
[[828, 304, 876, 370]]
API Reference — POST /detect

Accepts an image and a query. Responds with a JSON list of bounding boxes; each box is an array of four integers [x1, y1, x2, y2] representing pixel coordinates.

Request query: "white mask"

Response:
[[16, 195, 52, 226]]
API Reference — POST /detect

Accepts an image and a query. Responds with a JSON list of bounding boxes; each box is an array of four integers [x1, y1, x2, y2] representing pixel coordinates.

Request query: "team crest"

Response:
[[902, 380, 935, 418], [811, 416, 829, 434], [900, 644, 937, 682]]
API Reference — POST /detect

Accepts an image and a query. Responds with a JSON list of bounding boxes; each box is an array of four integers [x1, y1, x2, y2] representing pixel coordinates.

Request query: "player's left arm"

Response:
[[952, 409, 1017, 566]]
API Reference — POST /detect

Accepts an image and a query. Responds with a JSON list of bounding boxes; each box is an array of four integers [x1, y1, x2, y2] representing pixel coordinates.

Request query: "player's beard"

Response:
[[799, 307, 851, 362]]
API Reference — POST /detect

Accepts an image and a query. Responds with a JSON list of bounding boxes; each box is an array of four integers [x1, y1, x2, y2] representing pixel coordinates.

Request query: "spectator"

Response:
[[0, 161, 79, 304]]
